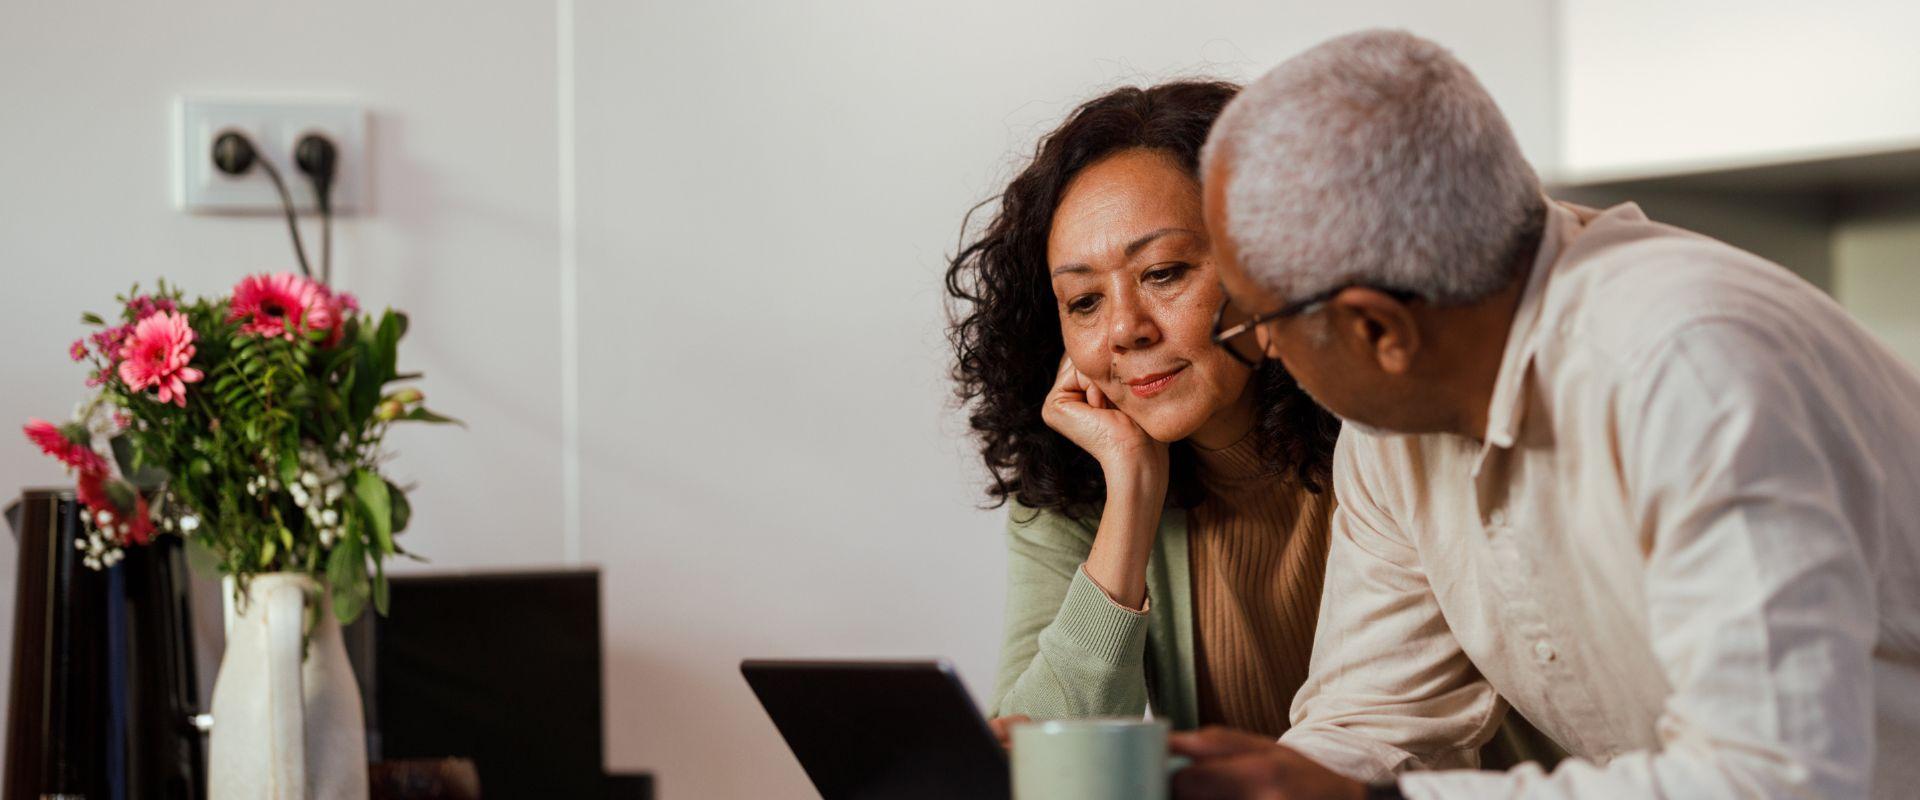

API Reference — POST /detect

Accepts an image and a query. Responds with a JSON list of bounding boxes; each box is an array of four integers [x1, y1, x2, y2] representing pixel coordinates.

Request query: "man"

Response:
[[1172, 29, 1920, 800]]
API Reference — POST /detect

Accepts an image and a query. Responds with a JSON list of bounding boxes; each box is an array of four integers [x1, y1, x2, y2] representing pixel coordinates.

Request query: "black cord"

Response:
[[318, 191, 332, 286], [295, 134, 338, 286], [253, 155, 313, 280]]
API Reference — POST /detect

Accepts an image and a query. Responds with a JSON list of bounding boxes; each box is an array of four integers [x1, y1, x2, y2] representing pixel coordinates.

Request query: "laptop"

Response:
[[740, 659, 1011, 800]]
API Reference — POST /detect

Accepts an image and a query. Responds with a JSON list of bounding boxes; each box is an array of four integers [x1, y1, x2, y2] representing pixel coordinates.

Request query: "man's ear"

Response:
[[1328, 287, 1421, 375]]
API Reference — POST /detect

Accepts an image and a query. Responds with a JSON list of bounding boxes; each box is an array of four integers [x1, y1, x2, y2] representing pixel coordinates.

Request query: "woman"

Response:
[[945, 80, 1340, 738]]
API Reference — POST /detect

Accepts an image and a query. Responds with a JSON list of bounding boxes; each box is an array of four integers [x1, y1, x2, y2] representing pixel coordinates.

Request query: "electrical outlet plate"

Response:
[[174, 97, 367, 215]]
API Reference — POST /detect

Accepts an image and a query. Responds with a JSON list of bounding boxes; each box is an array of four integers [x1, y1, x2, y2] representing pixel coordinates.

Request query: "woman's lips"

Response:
[[1126, 365, 1186, 399]]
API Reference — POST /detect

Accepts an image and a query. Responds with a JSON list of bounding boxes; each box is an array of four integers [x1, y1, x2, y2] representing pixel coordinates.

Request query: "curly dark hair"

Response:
[[945, 80, 1339, 518]]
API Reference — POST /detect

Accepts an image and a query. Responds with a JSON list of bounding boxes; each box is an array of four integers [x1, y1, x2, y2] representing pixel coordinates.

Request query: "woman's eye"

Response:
[[1145, 263, 1190, 284], [1067, 295, 1100, 315]]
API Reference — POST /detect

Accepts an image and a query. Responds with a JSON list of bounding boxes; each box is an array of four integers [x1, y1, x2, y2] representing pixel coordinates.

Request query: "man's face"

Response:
[[1201, 155, 1420, 433]]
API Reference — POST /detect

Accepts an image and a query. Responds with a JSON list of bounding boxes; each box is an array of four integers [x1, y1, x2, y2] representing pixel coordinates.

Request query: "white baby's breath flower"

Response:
[[180, 515, 200, 532]]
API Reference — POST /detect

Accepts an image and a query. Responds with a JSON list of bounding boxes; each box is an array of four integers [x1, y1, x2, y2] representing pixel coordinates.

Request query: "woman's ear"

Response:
[[1329, 287, 1421, 376]]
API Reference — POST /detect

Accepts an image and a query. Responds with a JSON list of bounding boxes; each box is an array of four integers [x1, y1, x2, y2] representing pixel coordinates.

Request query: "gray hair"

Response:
[[1203, 29, 1543, 306]]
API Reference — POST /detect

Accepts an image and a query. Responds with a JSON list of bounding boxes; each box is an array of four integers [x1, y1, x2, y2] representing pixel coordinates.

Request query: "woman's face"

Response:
[[1046, 148, 1253, 444]]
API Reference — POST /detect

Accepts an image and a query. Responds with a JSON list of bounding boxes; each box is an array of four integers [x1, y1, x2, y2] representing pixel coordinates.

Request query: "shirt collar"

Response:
[[1471, 199, 1584, 476]]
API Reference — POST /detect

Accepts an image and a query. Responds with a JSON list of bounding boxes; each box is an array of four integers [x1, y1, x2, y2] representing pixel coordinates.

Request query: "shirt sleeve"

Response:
[[990, 503, 1153, 721], [1280, 431, 1505, 782], [1398, 319, 1879, 799]]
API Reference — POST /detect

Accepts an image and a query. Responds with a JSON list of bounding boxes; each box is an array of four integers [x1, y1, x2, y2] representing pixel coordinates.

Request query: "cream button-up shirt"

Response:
[[1280, 200, 1920, 799]]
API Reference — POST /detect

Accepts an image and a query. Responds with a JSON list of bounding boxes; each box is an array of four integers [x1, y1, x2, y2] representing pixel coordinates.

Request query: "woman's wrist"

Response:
[[1102, 454, 1168, 504], [1100, 457, 1167, 551], [1084, 457, 1166, 610]]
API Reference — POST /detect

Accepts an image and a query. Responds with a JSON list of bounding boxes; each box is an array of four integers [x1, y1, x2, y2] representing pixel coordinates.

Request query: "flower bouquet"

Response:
[[22, 271, 454, 622], [25, 271, 456, 798]]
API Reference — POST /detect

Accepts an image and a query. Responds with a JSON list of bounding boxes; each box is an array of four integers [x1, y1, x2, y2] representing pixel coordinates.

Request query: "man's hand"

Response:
[[1169, 727, 1368, 800], [987, 715, 1031, 749]]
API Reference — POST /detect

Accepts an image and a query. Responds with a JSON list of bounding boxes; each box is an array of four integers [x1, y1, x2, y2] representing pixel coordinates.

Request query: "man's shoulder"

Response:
[[1544, 207, 1831, 366]]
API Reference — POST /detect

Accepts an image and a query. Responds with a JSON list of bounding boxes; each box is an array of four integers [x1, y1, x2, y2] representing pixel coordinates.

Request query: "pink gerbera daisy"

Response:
[[23, 418, 109, 474], [117, 311, 204, 407], [228, 273, 339, 341]]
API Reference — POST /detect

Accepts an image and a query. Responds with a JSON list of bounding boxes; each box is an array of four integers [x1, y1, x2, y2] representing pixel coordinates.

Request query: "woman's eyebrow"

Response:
[[1123, 227, 1200, 257], [1052, 227, 1203, 276]]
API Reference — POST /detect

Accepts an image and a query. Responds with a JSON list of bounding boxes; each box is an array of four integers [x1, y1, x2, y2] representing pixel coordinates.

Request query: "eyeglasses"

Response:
[[1210, 284, 1421, 368]]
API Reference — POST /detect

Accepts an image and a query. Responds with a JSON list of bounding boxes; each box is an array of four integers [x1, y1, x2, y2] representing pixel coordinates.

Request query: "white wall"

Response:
[[1559, 0, 1920, 180], [1, 2, 1558, 797], [1835, 192, 1920, 368]]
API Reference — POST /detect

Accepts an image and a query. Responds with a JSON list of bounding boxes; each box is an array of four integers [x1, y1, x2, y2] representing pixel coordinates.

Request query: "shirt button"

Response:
[[1489, 509, 1508, 528], [1534, 641, 1557, 664]]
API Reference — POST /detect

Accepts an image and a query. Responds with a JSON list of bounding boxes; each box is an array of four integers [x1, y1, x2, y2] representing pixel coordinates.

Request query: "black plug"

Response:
[[294, 133, 338, 199], [212, 131, 258, 176], [294, 133, 339, 284]]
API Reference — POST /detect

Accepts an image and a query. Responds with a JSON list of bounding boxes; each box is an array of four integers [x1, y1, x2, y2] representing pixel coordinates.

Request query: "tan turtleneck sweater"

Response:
[[1187, 432, 1336, 738]]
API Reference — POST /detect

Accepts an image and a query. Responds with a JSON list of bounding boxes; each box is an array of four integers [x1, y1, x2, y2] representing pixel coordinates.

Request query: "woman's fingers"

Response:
[[1048, 355, 1086, 399], [1051, 354, 1107, 408], [1065, 364, 1093, 398], [1053, 353, 1080, 385], [987, 715, 1031, 748]]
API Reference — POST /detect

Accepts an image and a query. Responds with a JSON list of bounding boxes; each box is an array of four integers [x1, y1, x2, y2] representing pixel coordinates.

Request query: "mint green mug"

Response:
[[1010, 718, 1190, 800]]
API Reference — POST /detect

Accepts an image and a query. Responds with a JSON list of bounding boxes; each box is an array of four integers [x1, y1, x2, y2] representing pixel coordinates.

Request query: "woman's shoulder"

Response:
[[1004, 499, 1094, 538], [1003, 499, 1184, 545]]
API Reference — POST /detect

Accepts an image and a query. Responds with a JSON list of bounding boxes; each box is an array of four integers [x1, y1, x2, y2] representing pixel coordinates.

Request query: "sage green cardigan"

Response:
[[989, 501, 1200, 729]]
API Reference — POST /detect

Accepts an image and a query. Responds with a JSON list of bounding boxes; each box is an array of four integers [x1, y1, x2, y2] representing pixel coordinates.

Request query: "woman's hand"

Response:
[[1041, 355, 1169, 480], [1042, 355, 1168, 610]]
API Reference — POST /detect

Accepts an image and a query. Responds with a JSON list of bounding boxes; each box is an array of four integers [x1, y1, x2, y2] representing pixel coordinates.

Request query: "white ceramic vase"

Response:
[[208, 573, 368, 800]]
